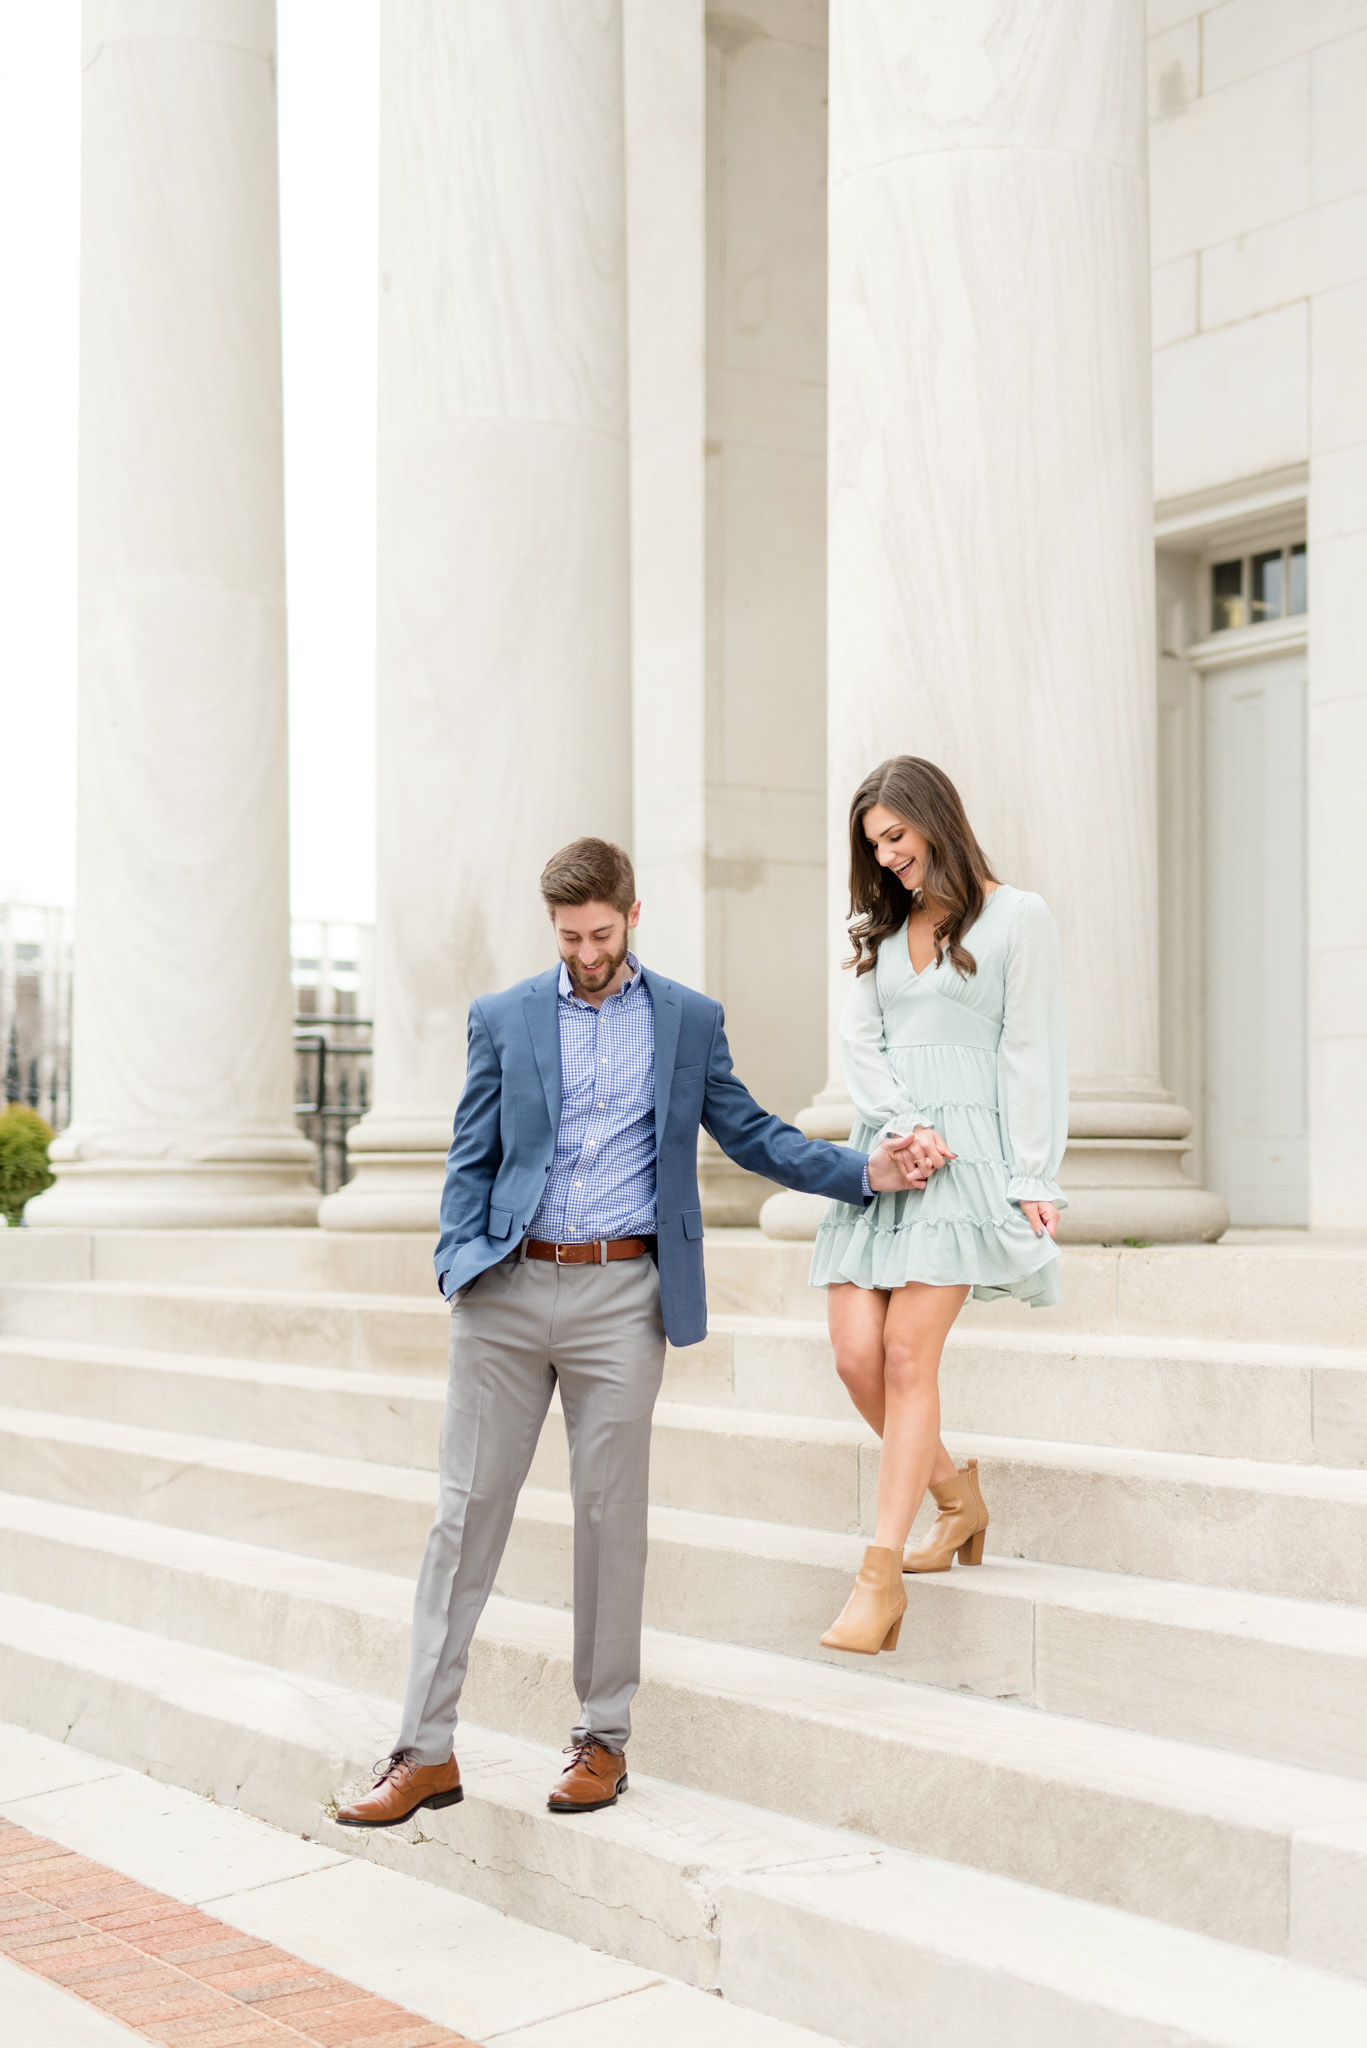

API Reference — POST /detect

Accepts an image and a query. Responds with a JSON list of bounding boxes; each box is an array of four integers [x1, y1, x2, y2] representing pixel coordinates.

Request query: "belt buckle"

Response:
[[555, 1241, 574, 1264]]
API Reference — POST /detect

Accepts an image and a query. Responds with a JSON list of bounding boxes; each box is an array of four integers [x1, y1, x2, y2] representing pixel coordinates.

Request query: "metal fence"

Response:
[[294, 1016, 373, 1194], [3, 1021, 69, 1131], [1, 904, 73, 1133]]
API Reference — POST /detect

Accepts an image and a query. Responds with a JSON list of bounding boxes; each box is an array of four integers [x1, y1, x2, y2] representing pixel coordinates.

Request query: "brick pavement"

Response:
[[0, 1815, 480, 2045]]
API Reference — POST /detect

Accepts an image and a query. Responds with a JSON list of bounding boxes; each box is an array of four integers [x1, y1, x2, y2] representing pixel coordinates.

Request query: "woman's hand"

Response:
[[1019, 1200, 1059, 1240], [891, 1126, 956, 1184], [866, 1140, 927, 1192]]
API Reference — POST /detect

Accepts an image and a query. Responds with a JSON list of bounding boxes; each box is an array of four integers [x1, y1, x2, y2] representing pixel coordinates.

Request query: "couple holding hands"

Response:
[[338, 755, 1067, 1829]]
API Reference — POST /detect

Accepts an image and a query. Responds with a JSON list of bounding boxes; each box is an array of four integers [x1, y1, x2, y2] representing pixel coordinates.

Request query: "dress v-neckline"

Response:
[[905, 885, 1006, 978]]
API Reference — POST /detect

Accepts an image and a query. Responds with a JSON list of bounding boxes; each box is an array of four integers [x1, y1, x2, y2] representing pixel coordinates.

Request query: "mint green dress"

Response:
[[810, 885, 1068, 1307]]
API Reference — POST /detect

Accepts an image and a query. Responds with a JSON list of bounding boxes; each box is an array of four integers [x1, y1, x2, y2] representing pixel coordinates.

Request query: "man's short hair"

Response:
[[539, 838, 636, 918]]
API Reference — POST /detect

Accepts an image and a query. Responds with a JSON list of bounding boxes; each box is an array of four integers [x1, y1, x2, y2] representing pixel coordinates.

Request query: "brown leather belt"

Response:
[[522, 1236, 653, 1265]]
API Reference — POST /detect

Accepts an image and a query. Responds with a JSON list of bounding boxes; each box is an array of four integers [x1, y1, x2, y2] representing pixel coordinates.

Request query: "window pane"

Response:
[[1251, 550, 1284, 622], [1288, 541, 1307, 615], [1212, 558, 1244, 632]]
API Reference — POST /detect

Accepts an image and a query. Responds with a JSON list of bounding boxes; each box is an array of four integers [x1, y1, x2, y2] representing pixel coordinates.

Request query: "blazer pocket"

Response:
[[681, 1207, 705, 1241], [487, 1206, 513, 1239]]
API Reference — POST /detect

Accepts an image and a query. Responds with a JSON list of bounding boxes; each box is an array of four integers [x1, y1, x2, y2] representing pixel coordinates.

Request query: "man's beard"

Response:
[[566, 935, 629, 994]]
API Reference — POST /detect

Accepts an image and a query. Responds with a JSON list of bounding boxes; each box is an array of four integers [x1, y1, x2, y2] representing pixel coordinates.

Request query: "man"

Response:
[[337, 838, 917, 1829]]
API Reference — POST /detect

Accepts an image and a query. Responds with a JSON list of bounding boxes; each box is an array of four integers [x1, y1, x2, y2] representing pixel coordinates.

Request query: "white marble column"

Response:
[[762, 0, 1227, 1244], [28, 0, 316, 1230], [320, 1, 632, 1230]]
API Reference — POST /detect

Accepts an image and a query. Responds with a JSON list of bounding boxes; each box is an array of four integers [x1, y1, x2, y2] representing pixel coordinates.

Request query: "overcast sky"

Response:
[[0, 1, 380, 925]]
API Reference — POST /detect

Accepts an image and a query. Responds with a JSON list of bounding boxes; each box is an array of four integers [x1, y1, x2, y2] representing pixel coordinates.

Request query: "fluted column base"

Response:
[[758, 1091, 1230, 1246], [317, 1113, 447, 1233], [26, 1133, 319, 1230]]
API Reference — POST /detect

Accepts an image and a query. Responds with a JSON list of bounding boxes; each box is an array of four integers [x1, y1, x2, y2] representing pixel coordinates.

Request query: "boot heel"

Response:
[[957, 1529, 985, 1566], [880, 1614, 903, 1651]]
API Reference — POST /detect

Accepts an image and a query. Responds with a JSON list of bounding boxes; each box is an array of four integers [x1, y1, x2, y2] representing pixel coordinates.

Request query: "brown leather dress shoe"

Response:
[[335, 1751, 463, 1829], [546, 1736, 628, 1813]]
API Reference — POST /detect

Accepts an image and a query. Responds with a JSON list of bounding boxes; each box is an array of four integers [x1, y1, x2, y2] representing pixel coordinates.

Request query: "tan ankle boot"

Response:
[[903, 1458, 989, 1573], [820, 1545, 907, 1655]]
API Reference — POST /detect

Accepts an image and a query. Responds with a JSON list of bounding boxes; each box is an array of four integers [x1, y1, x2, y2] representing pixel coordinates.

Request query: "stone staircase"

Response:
[[2, 1227, 1367, 2045]]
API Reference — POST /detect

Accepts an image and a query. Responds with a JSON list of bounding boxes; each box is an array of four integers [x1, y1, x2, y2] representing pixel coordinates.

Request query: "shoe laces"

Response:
[[562, 1735, 614, 1770], [370, 1751, 415, 1787]]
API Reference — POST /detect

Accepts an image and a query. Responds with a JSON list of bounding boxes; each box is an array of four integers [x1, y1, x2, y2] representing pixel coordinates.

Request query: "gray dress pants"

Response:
[[397, 1248, 667, 1765]]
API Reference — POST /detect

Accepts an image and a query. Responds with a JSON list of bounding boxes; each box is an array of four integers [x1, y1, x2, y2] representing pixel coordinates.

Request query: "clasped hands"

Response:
[[866, 1129, 1060, 1240], [864, 1124, 956, 1194]]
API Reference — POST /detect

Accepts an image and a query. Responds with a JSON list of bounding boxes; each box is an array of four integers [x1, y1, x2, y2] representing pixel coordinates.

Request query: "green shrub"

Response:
[[0, 1104, 55, 1226]]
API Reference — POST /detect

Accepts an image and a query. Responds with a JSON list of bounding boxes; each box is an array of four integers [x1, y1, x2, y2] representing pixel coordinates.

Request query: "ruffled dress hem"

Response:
[[810, 1204, 1062, 1308]]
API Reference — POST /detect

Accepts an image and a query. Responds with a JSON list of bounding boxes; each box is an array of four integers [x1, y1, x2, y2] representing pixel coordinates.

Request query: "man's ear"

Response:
[[627, 900, 642, 931]]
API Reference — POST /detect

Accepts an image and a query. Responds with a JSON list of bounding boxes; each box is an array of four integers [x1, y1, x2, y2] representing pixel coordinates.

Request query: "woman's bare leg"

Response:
[[871, 1282, 969, 1552], [827, 1282, 893, 1435]]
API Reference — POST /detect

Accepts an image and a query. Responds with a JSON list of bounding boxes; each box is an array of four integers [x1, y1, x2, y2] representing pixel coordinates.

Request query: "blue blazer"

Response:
[[434, 966, 870, 1347]]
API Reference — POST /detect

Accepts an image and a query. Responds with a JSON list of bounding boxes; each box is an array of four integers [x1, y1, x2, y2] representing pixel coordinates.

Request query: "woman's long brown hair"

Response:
[[846, 757, 997, 977]]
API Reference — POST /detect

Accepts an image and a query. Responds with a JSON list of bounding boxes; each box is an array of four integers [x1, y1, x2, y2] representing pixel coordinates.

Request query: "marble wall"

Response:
[[1147, 0, 1367, 1226]]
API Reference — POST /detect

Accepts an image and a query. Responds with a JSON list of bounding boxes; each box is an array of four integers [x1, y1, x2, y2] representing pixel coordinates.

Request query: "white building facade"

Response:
[[29, 0, 1367, 1240], [1147, 3, 1367, 1229]]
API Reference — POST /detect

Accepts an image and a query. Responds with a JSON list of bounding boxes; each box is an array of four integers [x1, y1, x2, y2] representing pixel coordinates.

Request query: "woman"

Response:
[[812, 756, 1067, 1656]]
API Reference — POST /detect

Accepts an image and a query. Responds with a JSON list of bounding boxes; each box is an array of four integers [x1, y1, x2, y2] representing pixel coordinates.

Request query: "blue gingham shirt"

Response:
[[526, 952, 659, 1242]]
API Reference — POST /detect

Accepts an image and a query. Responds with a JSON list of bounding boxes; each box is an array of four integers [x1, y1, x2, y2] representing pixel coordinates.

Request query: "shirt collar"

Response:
[[558, 950, 642, 1005]]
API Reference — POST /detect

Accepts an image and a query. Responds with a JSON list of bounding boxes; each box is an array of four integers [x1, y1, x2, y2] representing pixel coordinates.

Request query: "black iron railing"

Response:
[[294, 1016, 373, 1194], [3, 1021, 68, 1131]]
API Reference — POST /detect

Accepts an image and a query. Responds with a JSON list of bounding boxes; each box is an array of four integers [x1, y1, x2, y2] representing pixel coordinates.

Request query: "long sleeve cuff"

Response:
[[860, 1161, 873, 1198], [1007, 1174, 1067, 1208]]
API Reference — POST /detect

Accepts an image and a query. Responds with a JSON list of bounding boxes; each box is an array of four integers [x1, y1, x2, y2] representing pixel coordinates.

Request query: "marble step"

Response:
[[4, 1487, 1367, 1964], [685, 1317, 1367, 1466], [958, 1430, 1367, 1604], [1, 1561, 1367, 1992], [0, 1337, 873, 1527], [5, 1226, 1366, 1352], [4, 1596, 1365, 2048], [5, 1388, 1367, 1623], [0, 1225, 437, 1297], [9, 1393, 1367, 1608], [704, 1232, 1367, 1347], [700, 1228, 1367, 1343], [0, 1335, 448, 1473], [535, 1412, 1367, 1610], [8, 1300, 1367, 1484], [3, 1485, 1365, 1784], [0, 1277, 448, 1375]]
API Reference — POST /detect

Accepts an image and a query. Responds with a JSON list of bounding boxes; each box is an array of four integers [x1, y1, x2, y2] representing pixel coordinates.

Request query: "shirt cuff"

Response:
[[860, 1162, 873, 1198]]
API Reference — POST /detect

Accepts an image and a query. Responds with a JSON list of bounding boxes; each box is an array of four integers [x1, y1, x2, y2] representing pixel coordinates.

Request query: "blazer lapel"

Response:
[[644, 970, 682, 1152], [522, 971, 562, 1135]]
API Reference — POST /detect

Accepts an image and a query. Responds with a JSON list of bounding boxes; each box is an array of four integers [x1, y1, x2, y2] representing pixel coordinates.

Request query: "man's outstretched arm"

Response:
[[700, 1010, 920, 1200], [434, 1003, 504, 1293]]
